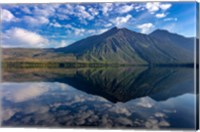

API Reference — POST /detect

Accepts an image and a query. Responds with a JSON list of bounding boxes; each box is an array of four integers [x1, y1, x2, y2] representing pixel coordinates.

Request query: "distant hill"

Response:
[[3, 27, 195, 65], [149, 29, 194, 51]]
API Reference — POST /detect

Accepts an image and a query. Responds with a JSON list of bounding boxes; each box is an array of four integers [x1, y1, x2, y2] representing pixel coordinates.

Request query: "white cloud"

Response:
[[23, 16, 49, 25], [58, 40, 71, 48], [104, 23, 113, 28], [64, 24, 74, 29], [136, 98, 154, 108], [46, 39, 74, 48], [96, 29, 109, 34], [101, 3, 113, 16], [74, 28, 86, 36], [155, 13, 167, 18], [145, 2, 172, 14], [3, 83, 49, 103], [72, 27, 109, 36], [57, 4, 95, 23], [57, 4, 74, 15], [50, 22, 62, 28], [21, 6, 32, 14], [87, 29, 96, 34], [110, 14, 132, 26], [146, 2, 160, 13], [2, 27, 48, 48], [56, 14, 69, 20], [1, 9, 18, 22], [135, 5, 145, 12], [137, 23, 154, 34], [118, 4, 134, 14], [88, 7, 99, 16], [160, 3, 172, 10], [75, 5, 94, 21], [33, 5, 57, 17]]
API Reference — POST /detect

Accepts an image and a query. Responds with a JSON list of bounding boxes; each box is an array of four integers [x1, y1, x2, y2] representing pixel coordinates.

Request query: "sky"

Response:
[[0, 2, 198, 48]]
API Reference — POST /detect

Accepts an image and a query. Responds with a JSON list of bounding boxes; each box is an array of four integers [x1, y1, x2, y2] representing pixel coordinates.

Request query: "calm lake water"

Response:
[[0, 67, 197, 130]]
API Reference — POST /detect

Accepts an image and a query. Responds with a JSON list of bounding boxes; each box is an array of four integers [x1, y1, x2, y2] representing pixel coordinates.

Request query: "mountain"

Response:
[[149, 29, 194, 51], [56, 27, 147, 64], [3, 27, 194, 65], [55, 27, 193, 64]]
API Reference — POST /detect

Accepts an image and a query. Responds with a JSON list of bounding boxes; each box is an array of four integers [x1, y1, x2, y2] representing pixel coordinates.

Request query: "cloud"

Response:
[[21, 4, 60, 25], [160, 3, 172, 10], [56, 13, 70, 20], [23, 16, 49, 25], [117, 4, 134, 14], [57, 40, 71, 48], [137, 23, 154, 34], [78, 28, 109, 36], [69, 25, 109, 36], [145, 2, 172, 14], [1, 81, 173, 128], [87, 29, 96, 34], [135, 5, 145, 12], [88, 7, 99, 16], [145, 2, 160, 13], [57, 4, 74, 15], [136, 97, 154, 108], [74, 28, 86, 36], [64, 24, 74, 29], [109, 106, 131, 116], [104, 23, 113, 28], [2, 83, 49, 103], [110, 14, 132, 26], [101, 3, 114, 16], [1, 9, 18, 22], [21, 6, 32, 14], [155, 13, 167, 18], [164, 17, 178, 21], [154, 112, 166, 118], [2, 27, 48, 48], [95, 29, 109, 34], [75, 5, 94, 21], [144, 117, 170, 129], [75, 5, 89, 17], [56, 4, 96, 23], [50, 22, 62, 28], [33, 5, 58, 17]]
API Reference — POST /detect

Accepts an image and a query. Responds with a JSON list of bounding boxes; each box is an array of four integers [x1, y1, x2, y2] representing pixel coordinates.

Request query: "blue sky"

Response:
[[1, 2, 198, 48]]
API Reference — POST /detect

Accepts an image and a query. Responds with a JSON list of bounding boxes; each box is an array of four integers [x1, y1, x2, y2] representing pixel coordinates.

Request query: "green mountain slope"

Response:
[[3, 27, 194, 65], [56, 27, 193, 64]]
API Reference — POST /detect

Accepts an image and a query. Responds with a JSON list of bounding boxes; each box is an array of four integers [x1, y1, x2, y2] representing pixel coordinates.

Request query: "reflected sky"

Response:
[[0, 67, 197, 129]]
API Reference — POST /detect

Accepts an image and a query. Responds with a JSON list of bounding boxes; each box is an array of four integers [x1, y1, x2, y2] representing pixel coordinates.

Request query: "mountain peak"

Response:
[[109, 26, 130, 32], [111, 26, 119, 30], [150, 29, 170, 35], [100, 26, 121, 37], [150, 29, 186, 38], [104, 27, 136, 36]]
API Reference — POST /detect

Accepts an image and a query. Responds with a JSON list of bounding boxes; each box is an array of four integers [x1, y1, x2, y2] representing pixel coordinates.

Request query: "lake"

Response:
[[0, 67, 197, 130]]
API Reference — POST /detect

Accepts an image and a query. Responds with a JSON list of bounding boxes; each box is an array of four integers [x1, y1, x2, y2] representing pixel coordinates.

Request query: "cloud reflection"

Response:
[[1, 82, 174, 128]]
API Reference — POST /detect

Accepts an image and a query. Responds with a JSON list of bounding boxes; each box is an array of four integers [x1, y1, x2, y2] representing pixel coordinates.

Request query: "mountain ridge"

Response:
[[149, 29, 195, 51], [2, 27, 195, 65]]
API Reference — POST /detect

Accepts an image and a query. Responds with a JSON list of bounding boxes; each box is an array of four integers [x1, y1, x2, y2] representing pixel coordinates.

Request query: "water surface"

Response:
[[1, 67, 196, 129]]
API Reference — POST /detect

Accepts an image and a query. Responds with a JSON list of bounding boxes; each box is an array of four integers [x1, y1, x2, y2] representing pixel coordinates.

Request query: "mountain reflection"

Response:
[[3, 67, 194, 103], [1, 67, 196, 129]]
